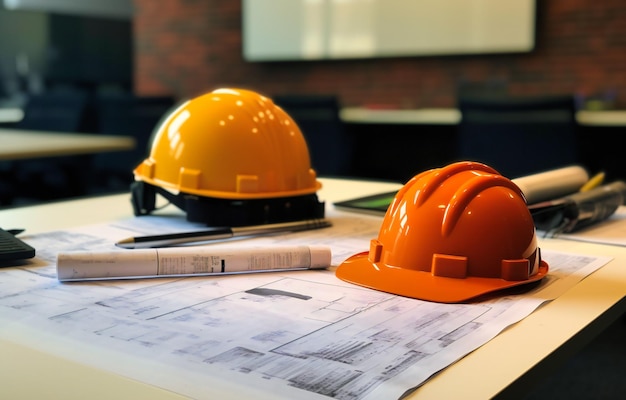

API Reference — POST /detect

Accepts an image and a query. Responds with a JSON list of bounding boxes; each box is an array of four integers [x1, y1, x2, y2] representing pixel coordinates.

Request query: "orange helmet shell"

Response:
[[336, 161, 549, 303], [134, 88, 321, 199]]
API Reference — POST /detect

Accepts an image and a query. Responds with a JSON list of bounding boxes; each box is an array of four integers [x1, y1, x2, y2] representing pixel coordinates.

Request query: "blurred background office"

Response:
[[0, 0, 175, 204], [130, 0, 624, 183], [2, 0, 625, 201]]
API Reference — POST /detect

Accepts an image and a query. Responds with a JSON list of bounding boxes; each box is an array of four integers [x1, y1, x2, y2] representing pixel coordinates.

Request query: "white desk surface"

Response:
[[0, 177, 624, 400], [0, 128, 136, 160], [340, 107, 626, 127]]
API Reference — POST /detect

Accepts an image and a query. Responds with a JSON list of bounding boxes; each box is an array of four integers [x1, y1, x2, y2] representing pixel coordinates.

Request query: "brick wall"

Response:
[[133, 0, 626, 109]]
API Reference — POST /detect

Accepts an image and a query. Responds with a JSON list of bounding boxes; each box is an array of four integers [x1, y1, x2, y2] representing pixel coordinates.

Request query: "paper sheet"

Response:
[[0, 205, 610, 400]]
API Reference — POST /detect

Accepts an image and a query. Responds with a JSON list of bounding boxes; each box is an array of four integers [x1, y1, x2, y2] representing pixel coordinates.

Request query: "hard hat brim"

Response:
[[336, 252, 549, 303]]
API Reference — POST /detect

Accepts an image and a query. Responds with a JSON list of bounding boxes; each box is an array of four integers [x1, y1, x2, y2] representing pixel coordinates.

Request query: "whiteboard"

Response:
[[242, 0, 536, 61]]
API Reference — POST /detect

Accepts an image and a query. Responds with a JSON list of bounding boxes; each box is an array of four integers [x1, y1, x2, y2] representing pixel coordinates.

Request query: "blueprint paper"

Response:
[[0, 205, 610, 399]]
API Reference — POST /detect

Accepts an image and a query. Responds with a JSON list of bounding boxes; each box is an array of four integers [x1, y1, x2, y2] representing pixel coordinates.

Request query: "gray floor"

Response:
[[524, 315, 626, 399]]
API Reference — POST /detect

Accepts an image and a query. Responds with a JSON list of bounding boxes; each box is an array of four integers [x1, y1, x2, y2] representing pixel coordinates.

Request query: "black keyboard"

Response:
[[0, 228, 36, 262]]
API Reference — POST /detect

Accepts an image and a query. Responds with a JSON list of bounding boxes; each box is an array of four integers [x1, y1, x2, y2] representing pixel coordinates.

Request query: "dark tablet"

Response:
[[333, 191, 398, 215]]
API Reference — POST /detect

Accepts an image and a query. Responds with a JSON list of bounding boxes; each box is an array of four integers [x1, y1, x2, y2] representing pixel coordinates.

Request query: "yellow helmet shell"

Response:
[[134, 88, 321, 199]]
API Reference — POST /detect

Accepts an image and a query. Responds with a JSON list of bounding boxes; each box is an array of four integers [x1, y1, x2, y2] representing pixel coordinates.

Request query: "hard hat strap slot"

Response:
[[432, 254, 468, 279], [501, 259, 531, 281]]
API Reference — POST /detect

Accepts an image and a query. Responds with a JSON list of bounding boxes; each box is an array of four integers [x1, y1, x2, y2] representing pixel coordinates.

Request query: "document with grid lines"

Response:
[[0, 205, 609, 399]]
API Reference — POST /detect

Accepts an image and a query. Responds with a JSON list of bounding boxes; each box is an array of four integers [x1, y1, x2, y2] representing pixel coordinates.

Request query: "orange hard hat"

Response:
[[131, 88, 325, 226], [336, 161, 549, 303]]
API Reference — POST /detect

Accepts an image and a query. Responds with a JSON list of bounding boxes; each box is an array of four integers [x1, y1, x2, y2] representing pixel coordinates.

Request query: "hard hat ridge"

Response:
[[337, 161, 549, 303]]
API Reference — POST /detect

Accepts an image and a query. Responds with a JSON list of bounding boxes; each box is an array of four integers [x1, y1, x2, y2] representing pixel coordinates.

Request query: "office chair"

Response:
[[14, 90, 90, 132], [273, 94, 352, 177], [6, 90, 93, 204], [92, 93, 176, 192], [457, 94, 579, 178]]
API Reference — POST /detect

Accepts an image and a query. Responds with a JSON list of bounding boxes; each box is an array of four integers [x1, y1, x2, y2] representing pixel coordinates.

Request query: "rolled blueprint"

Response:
[[512, 165, 589, 205], [57, 245, 331, 282]]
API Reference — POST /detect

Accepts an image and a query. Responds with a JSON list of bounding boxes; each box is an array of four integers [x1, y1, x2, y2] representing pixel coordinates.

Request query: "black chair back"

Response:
[[15, 91, 90, 132], [3, 90, 92, 204], [273, 95, 352, 177], [457, 94, 579, 178], [91, 93, 176, 191]]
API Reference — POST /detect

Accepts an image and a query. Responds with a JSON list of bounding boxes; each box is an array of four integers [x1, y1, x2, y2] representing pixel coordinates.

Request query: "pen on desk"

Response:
[[579, 171, 605, 192], [56, 245, 332, 281], [115, 219, 332, 249]]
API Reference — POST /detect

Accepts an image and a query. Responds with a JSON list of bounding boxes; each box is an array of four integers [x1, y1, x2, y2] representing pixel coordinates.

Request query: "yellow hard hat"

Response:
[[131, 88, 325, 226], [336, 161, 549, 303]]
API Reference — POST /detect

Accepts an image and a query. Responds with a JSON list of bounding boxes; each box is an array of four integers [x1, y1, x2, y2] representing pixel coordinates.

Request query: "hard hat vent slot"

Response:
[[141, 160, 156, 179], [432, 254, 468, 279], [368, 239, 383, 263], [237, 175, 260, 193], [179, 168, 201, 190], [501, 259, 530, 281]]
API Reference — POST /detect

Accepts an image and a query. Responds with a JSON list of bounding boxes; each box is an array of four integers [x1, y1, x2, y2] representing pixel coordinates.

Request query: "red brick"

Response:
[[133, 0, 626, 108]]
